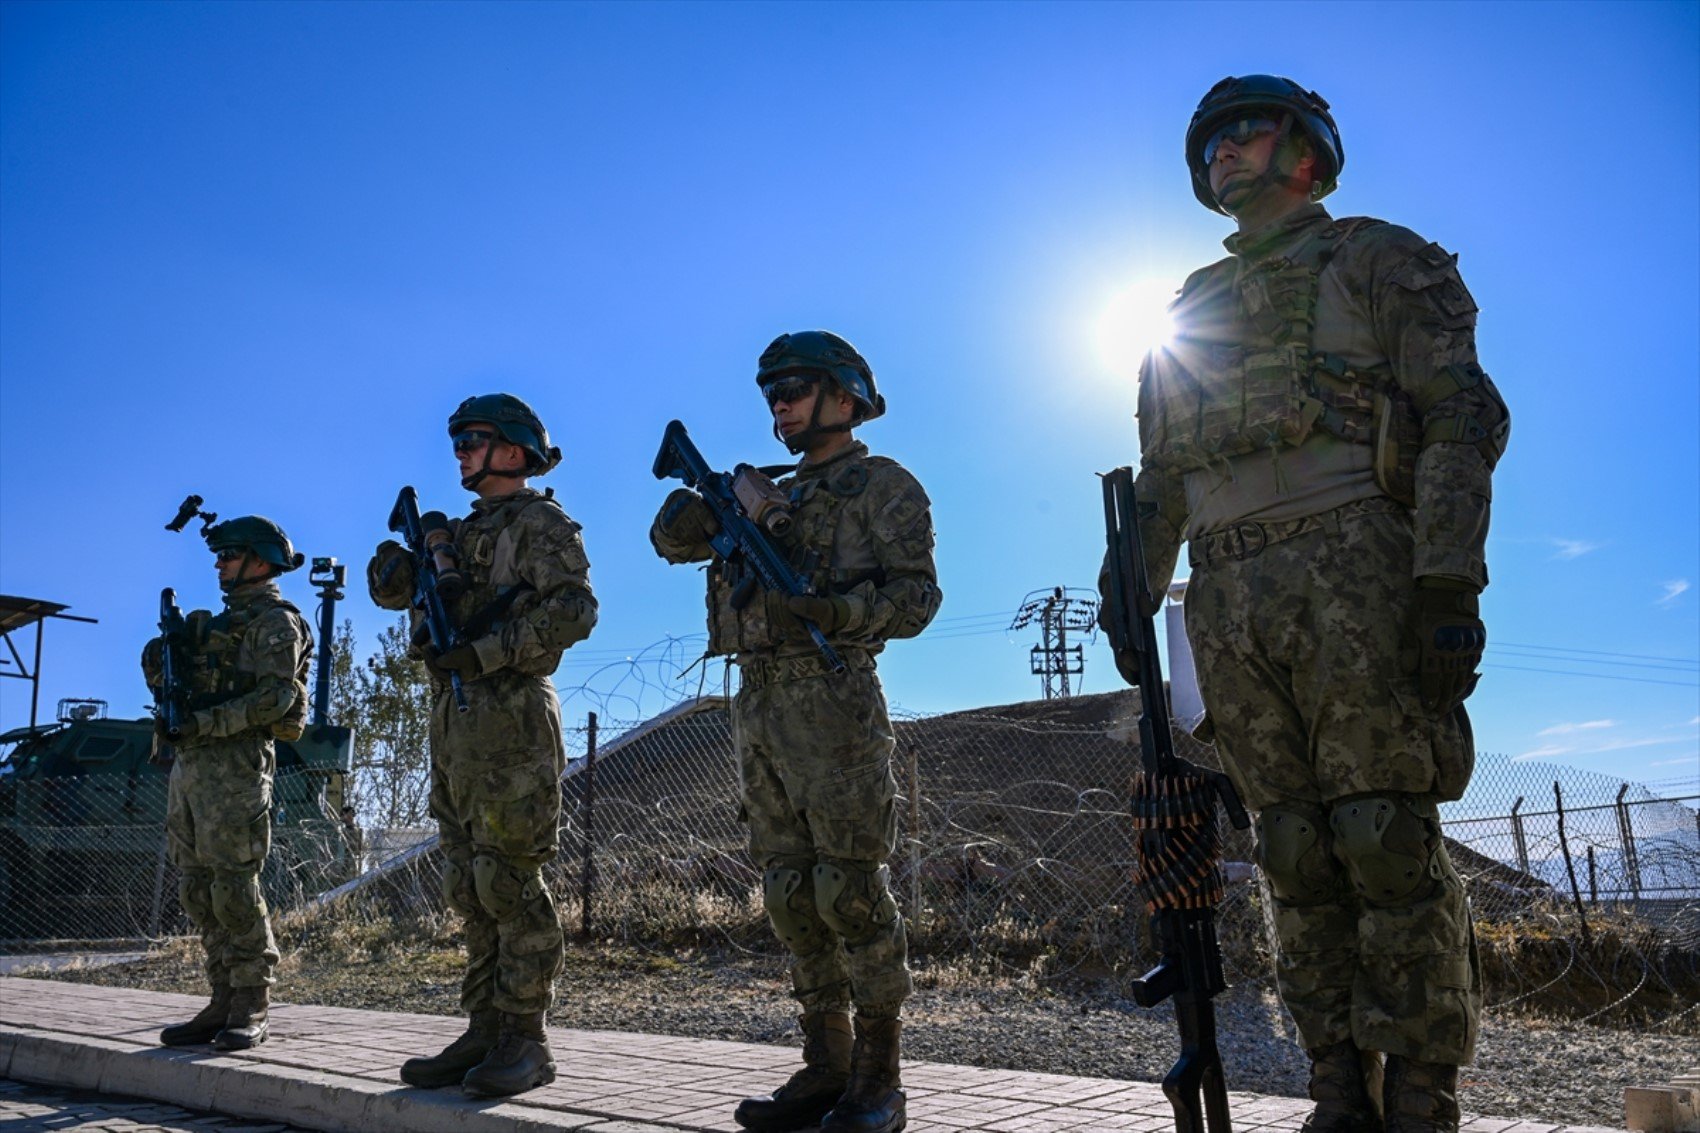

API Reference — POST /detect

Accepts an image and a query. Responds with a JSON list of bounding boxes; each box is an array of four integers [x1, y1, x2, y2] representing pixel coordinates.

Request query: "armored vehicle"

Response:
[[0, 563, 355, 945]]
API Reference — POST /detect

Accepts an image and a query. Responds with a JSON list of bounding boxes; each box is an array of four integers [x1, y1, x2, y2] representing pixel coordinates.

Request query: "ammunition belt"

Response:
[[738, 649, 875, 689], [1188, 496, 1407, 570]]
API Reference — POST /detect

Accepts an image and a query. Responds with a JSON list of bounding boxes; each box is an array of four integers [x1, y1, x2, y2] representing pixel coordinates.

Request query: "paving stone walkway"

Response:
[[0, 1076, 312, 1132], [0, 977, 1620, 1132]]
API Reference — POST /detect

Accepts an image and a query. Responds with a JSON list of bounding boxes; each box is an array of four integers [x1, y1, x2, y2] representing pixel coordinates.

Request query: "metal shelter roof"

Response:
[[0, 596, 72, 636]]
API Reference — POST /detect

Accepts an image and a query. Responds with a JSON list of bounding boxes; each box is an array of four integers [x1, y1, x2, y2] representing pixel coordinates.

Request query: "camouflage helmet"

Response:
[[756, 331, 885, 422], [447, 393, 562, 475], [1185, 74, 1344, 215], [204, 516, 305, 573]]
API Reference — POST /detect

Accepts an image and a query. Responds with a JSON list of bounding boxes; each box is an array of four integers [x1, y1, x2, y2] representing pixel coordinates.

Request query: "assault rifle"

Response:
[[156, 588, 191, 741], [1101, 466, 1250, 1133], [652, 419, 845, 674], [389, 486, 469, 713]]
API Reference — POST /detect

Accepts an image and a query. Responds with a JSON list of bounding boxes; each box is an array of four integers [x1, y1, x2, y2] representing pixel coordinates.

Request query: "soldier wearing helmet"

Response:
[[142, 512, 313, 1054], [1104, 76, 1511, 1132], [651, 331, 940, 1133], [367, 392, 596, 1098]]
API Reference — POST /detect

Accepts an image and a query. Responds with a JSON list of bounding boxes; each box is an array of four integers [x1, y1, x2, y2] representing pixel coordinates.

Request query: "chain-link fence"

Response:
[[4, 690, 1697, 1029], [0, 766, 357, 944]]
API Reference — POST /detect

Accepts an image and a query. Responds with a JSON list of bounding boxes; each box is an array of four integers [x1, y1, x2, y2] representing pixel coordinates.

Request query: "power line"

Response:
[[1493, 641, 1698, 667], [1482, 663, 1699, 689]]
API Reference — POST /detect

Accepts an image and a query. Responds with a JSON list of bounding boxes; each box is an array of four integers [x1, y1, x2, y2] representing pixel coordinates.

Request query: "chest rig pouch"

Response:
[[186, 594, 309, 739], [447, 493, 554, 644], [1151, 218, 1416, 504], [705, 457, 884, 656]]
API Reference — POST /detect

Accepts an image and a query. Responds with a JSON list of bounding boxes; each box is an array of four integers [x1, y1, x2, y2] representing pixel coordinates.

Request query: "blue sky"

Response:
[[2, 1, 1696, 797]]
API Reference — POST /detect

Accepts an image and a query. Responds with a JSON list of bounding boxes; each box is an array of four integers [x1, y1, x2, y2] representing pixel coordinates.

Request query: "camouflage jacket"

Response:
[[651, 440, 942, 661], [141, 580, 313, 745], [370, 487, 596, 682], [1135, 204, 1509, 593]]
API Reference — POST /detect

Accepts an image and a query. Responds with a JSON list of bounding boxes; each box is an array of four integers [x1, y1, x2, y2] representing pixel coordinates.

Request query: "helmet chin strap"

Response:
[[1215, 112, 1311, 213], [460, 443, 526, 491], [772, 384, 856, 456]]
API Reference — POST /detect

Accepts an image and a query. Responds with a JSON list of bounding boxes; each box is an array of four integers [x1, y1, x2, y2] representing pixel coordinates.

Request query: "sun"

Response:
[[1094, 278, 1179, 380]]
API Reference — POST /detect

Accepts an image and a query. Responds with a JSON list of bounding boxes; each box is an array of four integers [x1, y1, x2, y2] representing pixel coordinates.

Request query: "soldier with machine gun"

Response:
[[651, 331, 941, 1133], [143, 501, 313, 1052], [368, 393, 597, 1098], [1106, 76, 1510, 1132]]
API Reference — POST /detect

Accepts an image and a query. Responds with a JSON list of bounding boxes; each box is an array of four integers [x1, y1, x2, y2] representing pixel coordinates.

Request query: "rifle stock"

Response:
[[389, 486, 469, 713], [653, 420, 845, 674], [1101, 466, 1249, 1133]]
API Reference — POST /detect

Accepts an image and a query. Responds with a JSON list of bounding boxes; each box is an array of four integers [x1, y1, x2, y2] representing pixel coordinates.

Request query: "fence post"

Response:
[[148, 827, 170, 938], [1510, 796, 1528, 875], [581, 711, 598, 938], [907, 741, 921, 934], [1614, 783, 1641, 902], [1554, 781, 1590, 946], [1587, 845, 1597, 904]]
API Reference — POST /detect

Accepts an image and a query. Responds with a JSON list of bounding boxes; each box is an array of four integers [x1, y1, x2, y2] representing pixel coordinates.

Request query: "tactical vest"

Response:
[[186, 592, 311, 740], [706, 454, 892, 656], [1147, 217, 1420, 506], [447, 491, 572, 672]]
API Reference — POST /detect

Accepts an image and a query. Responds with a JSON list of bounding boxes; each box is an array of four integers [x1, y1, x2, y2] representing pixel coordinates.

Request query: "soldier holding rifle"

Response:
[[368, 393, 597, 1097], [651, 331, 941, 1133], [1107, 76, 1510, 1132], [144, 503, 313, 1052]]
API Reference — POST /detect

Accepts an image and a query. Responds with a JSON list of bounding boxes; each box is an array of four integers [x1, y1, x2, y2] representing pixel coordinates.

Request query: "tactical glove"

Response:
[[426, 641, 483, 681], [657, 488, 719, 547], [368, 540, 416, 610], [1407, 579, 1485, 715], [786, 593, 853, 636], [155, 713, 200, 743]]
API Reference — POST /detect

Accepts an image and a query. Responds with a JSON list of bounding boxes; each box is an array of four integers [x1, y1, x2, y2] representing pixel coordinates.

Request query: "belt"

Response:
[[739, 649, 876, 688], [1188, 497, 1406, 570]]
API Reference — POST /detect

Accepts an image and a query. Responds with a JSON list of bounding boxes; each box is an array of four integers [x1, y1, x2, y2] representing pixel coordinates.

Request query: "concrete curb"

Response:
[[0, 1025, 664, 1132]]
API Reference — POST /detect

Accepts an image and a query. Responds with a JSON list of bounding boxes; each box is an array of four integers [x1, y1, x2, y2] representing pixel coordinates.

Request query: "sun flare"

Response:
[[1094, 278, 1179, 380]]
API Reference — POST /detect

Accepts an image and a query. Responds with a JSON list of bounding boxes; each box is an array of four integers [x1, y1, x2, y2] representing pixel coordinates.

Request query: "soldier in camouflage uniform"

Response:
[[144, 516, 313, 1051], [651, 331, 941, 1133], [1108, 77, 1511, 1132], [369, 394, 597, 1098]]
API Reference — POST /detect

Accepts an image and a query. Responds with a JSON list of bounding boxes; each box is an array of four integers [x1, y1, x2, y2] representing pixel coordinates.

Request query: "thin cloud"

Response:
[[1549, 538, 1603, 560], [1650, 758, 1699, 768], [1538, 720, 1614, 736], [1657, 579, 1690, 606], [1512, 744, 1571, 762]]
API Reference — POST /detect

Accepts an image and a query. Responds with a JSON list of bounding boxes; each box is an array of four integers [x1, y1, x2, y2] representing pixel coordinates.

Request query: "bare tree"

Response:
[[330, 615, 434, 828]]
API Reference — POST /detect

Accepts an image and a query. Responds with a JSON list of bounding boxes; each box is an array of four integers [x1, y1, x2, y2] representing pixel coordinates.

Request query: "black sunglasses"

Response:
[[762, 377, 819, 409], [452, 428, 499, 454]]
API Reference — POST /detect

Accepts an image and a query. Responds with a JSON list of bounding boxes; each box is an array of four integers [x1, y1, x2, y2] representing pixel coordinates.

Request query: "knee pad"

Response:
[[763, 865, 825, 951], [441, 856, 480, 919], [208, 869, 264, 932], [178, 870, 214, 929], [471, 853, 543, 921], [1255, 803, 1341, 905], [1330, 794, 1441, 906], [813, 860, 899, 945]]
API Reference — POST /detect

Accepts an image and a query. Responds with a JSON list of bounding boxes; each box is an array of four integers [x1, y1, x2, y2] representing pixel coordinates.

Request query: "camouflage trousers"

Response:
[[429, 672, 566, 1017], [734, 661, 912, 1017], [165, 735, 281, 989], [1184, 505, 1481, 1064]]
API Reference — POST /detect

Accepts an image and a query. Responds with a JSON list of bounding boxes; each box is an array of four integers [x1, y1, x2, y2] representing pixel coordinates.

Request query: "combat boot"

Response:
[[159, 984, 232, 1046], [734, 1011, 852, 1131], [461, 1011, 556, 1098], [820, 1016, 905, 1133], [1383, 1056, 1460, 1133], [1300, 1040, 1384, 1132], [400, 1008, 501, 1088], [212, 985, 269, 1051]]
